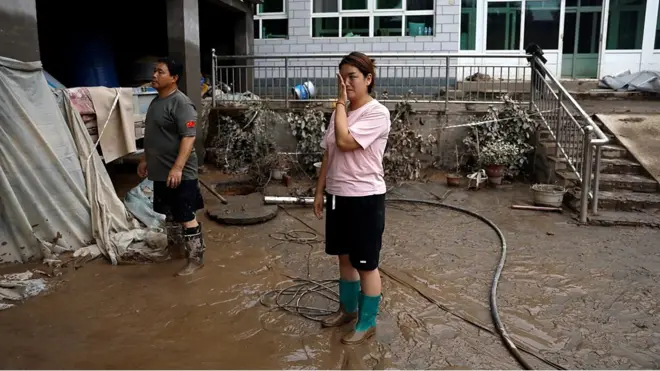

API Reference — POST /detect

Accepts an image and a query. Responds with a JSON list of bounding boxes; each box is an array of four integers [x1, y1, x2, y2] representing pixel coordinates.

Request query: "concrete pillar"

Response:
[[0, 0, 40, 62], [166, 0, 204, 166], [234, 11, 254, 92]]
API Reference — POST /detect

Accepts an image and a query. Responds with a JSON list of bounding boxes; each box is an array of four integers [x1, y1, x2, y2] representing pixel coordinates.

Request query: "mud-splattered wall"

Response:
[[205, 105, 483, 171]]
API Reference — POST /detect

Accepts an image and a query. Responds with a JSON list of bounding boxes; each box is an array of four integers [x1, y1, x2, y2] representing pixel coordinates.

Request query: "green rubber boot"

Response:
[[341, 292, 380, 345], [322, 280, 360, 327]]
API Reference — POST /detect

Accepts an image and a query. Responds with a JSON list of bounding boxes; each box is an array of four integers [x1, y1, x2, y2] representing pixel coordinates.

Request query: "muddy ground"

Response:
[[0, 173, 659, 369]]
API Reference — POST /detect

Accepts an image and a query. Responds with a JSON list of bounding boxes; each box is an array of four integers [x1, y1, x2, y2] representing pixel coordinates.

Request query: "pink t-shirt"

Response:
[[321, 99, 391, 197]]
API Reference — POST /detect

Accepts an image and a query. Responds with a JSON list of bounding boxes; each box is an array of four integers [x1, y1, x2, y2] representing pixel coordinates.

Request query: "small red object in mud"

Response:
[[282, 174, 292, 187]]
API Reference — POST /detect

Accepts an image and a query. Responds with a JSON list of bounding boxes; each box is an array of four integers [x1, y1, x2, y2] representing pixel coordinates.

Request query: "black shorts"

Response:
[[153, 180, 205, 223], [325, 193, 386, 271]]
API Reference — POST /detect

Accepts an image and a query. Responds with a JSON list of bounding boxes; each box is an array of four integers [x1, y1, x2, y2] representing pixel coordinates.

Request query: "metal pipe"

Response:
[[444, 56, 450, 113], [591, 145, 603, 215], [211, 48, 217, 108], [528, 58, 536, 112], [264, 196, 320, 205], [579, 126, 594, 223], [284, 57, 289, 109], [532, 56, 608, 144]]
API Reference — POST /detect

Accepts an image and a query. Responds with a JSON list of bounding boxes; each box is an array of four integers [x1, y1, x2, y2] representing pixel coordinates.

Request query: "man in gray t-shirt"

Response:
[[138, 57, 205, 277]]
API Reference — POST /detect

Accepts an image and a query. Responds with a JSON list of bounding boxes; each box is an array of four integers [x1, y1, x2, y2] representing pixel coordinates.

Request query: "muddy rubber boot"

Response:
[[341, 292, 380, 345], [165, 221, 185, 259], [322, 280, 360, 327], [176, 224, 205, 276]]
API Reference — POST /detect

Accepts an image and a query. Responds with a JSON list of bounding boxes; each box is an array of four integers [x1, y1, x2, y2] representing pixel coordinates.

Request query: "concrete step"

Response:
[[599, 158, 644, 175], [557, 170, 659, 193], [539, 140, 629, 159], [565, 188, 660, 212], [600, 144, 629, 159], [548, 156, 642, 175], [586, 211, 660, 228]]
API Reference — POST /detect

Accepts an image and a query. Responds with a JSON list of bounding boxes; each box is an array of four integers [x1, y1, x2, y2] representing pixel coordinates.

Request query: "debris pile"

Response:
[[0, 271, 48, 311], [384, 92, 437, 181]]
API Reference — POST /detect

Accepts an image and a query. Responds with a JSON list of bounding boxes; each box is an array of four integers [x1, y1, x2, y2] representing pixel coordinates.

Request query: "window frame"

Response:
[[606, 0, 647, 50], [311, 0, 435, 38], [485, 0, 524, 51], [254, 0, 288, 40]]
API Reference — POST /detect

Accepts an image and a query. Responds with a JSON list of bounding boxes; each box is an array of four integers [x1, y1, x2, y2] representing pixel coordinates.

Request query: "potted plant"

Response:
[[446, 144, 462, 187], [270, 154, 290, 180], [480, 140, 521, 185]]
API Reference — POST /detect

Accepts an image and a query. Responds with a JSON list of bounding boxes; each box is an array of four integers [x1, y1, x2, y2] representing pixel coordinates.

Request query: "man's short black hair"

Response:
[[157, 57, 184, 80]]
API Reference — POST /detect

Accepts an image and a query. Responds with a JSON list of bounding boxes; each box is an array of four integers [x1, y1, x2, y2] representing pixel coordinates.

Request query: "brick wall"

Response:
[[241, 0, 461, 98], [255, 0, 460, 55]]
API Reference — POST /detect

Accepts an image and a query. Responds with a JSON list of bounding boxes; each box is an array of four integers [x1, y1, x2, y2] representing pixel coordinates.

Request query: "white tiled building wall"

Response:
[[255, 0, 459, 56], [246, 0, 461, 97]]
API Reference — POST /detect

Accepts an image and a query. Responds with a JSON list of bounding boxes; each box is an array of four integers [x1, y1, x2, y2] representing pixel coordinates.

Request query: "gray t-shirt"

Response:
[[144, 90, 198, 182]]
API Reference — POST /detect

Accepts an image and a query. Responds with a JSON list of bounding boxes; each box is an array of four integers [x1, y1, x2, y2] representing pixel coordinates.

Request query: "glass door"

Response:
[[561, 0, 603, 78]]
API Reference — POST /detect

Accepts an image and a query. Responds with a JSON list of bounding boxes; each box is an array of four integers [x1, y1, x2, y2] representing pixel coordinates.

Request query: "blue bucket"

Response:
[[292, 84, 310, 100], [292, 81, 316, 100]]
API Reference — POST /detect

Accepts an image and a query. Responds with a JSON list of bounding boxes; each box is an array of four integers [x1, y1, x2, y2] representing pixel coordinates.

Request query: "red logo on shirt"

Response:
[[186, 121, 195, 128]]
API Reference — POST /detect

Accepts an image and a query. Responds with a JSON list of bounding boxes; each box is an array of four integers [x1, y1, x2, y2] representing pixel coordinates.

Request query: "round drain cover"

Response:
[[206, 192, 278, 225]]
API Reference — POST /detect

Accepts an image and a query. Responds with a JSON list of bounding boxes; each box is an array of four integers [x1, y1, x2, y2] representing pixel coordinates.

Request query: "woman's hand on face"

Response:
[[314, 193, 324, 219], [336, 73, 348, 104]]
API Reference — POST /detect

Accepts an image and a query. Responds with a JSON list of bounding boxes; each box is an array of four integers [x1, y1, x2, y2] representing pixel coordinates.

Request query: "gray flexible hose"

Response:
[[387, 197, 532, 370]]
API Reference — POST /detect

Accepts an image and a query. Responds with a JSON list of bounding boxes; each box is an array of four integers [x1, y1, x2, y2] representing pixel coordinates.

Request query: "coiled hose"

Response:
[[263, 197, 566, 370]]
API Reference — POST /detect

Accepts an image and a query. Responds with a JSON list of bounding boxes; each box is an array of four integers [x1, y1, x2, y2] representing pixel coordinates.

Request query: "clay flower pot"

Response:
[[446, 173, 461, 187], [486, 164, 505, 185]]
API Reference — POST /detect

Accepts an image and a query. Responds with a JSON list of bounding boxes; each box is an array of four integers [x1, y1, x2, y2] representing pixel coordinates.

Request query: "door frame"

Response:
[[560, 0, 607, 79]]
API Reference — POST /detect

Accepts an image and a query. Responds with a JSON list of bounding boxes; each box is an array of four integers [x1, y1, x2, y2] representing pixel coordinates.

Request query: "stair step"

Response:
[[548, 156, 642, 175], [557, 171, 659, 193], [540, 141, 629, 160], [599, 158, 644, 175], [600, 144, 629, 159], [565, 188, 660, 211]]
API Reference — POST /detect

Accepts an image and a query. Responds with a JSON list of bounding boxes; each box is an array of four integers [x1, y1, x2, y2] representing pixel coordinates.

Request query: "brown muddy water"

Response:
[[0, 174, 659, 369]]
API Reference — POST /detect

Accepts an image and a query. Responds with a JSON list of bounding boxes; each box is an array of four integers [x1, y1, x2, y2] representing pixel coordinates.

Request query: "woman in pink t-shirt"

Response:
[[314, 52, 391, 345]]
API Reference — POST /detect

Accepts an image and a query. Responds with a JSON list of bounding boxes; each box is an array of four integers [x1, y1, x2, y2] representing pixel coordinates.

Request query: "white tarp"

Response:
[[599, 70, 660, 93], [0, 56, 167, 265]]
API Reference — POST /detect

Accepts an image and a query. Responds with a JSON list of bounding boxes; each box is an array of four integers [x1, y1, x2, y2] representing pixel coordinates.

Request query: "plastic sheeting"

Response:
[[124, 179, 166, 230], [599, 70, 660, 93], [0, 56, 167, 265]]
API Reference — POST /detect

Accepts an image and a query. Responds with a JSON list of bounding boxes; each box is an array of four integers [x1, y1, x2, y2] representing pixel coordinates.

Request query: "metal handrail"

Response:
[[209, 49, 606, 221], [210, 49, 534, 111], [213, 52, 532, 60], [531, 56, 609, 222], [533, 57, 608, 144]]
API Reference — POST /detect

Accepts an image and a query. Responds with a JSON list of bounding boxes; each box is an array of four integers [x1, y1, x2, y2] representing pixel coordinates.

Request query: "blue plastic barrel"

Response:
[[72, 36, 120, 87]]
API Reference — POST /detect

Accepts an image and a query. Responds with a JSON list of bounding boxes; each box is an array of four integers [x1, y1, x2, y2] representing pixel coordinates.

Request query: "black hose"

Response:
[[386, 197, 533, 370], [270, 198, 563, 369]]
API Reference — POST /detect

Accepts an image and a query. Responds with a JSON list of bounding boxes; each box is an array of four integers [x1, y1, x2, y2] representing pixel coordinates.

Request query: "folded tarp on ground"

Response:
[[599, 70, 660, 93]]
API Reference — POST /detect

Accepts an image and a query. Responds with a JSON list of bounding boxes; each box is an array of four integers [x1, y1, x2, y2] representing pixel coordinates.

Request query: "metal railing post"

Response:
[[284, 57, 289, 109], [592, 145, 603, 215], [555, 91, 562, 158], [211, 48, 216, 108], [579, 126, 594, 223], [528, 57, 535, 111], [444, 56, 450, 112]]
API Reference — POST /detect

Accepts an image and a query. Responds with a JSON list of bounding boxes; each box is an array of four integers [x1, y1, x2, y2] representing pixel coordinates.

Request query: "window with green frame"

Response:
[[254, 0, 288, 39], [606, 0, 647, 49], [312, 0, 434, 37], [461, 0, 477, 50], [524, 0, 560, 49], [486, 1, 521, 50]]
